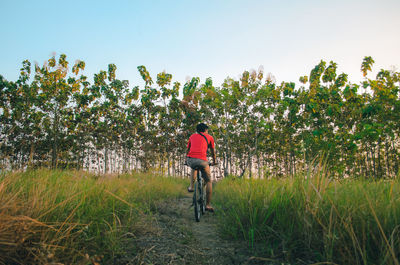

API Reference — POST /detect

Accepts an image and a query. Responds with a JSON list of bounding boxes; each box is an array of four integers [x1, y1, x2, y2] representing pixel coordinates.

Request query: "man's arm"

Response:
[[184, 141, 191, 165], [186, 141, 191, 156], [210, 146, 216, 165]]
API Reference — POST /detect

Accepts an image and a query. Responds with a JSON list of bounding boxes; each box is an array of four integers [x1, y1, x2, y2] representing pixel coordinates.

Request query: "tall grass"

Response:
[[0, 169, 186, 264], [214, 172, 400, 264]]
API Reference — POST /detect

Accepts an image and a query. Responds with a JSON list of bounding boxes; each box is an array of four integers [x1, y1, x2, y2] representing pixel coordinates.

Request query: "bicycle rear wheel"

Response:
[[193, 180, 201, 222]]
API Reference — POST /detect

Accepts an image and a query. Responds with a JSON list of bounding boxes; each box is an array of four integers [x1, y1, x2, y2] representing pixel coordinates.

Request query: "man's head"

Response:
[[196, 123, 208, 133]]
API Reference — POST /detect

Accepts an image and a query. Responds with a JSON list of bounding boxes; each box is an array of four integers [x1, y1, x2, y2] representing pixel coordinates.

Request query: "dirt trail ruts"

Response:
[[117, 194, 270, 265]]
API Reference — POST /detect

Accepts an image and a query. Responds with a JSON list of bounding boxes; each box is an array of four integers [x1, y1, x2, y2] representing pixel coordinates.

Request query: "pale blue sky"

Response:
[[1, 0, 399, 88]]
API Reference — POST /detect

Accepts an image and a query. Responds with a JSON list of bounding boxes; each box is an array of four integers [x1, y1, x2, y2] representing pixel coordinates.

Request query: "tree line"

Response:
[[0, 54, 399, 178]]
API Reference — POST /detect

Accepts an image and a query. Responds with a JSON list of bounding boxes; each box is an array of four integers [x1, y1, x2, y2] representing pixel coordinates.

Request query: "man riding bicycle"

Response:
[[186, 123, 216, 212]]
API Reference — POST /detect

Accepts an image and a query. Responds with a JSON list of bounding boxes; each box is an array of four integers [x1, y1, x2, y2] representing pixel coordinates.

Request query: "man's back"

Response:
[[187, 133, 215, 161]]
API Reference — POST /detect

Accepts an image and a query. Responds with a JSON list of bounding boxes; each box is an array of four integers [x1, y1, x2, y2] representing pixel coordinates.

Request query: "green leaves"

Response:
[[309, 60, 326, 89], [334, 73, 348, 88], [1, 55, 399, 179], [361, 56, 375, 77], [108, 64, 117, 82], [137, 65, 153, 86], [299, 75, 308, 84], [322, 61, 337, 83]]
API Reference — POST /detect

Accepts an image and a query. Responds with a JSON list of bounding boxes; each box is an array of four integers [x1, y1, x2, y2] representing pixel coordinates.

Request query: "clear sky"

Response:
[[1, 0, 399, 88]]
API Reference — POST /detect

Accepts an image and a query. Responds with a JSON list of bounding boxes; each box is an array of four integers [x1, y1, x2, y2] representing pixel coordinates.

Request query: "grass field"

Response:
[[0, 169, 186, 264], [213, 172, 400, 265], [2, 168, 400, 264]]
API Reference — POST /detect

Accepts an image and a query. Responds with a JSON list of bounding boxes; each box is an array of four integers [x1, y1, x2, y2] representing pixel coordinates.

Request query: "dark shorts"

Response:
[[186, 157, 211, 182]]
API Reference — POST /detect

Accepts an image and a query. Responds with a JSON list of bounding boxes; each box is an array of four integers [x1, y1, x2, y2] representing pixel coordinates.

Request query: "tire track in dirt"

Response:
[[118, 194, 268, 265]]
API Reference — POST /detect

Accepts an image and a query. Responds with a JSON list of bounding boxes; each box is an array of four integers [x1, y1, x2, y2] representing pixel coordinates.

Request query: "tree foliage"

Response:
[[1, 55, 399, 178]]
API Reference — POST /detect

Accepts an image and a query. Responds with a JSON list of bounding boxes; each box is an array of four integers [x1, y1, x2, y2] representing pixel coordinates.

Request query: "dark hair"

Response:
[[196, 123, 208, 133]]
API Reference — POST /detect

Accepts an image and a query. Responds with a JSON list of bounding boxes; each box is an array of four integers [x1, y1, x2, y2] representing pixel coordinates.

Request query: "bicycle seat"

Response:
[[191, 162, 212, 170]]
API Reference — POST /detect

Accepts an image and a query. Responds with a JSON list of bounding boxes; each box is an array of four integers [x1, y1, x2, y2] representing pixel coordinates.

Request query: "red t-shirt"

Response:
[[187, 133, 215, 161]]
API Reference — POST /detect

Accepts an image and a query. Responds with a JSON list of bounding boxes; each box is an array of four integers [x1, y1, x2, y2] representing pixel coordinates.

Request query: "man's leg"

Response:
[[206, 180, 212, 207], [203, 165, 213, 208], [189, 169, 197, 191]]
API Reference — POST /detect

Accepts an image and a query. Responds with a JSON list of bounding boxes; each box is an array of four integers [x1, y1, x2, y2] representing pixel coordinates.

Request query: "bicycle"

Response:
[[186, 162, 213, 222]]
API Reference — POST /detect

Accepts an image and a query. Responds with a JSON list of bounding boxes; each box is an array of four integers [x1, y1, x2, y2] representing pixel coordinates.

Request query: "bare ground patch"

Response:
[[116, 194, 272, 265]]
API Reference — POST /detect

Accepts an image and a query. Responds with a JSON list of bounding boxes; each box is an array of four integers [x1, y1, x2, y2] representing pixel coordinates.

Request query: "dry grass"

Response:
[[0, 169, 186, 264], [213, 170, 400, 264]]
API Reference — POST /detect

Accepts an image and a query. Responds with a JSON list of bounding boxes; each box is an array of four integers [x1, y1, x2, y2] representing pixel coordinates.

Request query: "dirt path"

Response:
[[118, 194, 268, 265]]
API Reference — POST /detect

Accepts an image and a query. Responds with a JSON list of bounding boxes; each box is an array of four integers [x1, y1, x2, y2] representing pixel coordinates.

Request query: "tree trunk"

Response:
[[223, 151, 228, 177], [51, 106, 59, 169], [385, 140, 390, 177], [230, 154, 233, 177], [377, 139, 382, 178], [97, 150, 101, 174], [124, 147, 128, 173], [371, 145, 376, 179], [104, 147, 108, 174], [248, 150, 252, 179], [393, 141, 399, 177], [28, 142, 35, 168], [110, 149, 114, 173], [167, 153, 171, 176], [293, 150, 297, 177], [366, 144, 371, 178]]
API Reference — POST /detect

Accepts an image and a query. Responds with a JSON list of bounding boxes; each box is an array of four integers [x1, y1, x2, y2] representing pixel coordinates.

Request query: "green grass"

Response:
[[213, 173, 400, 265], [0, 169, 186, 264]]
